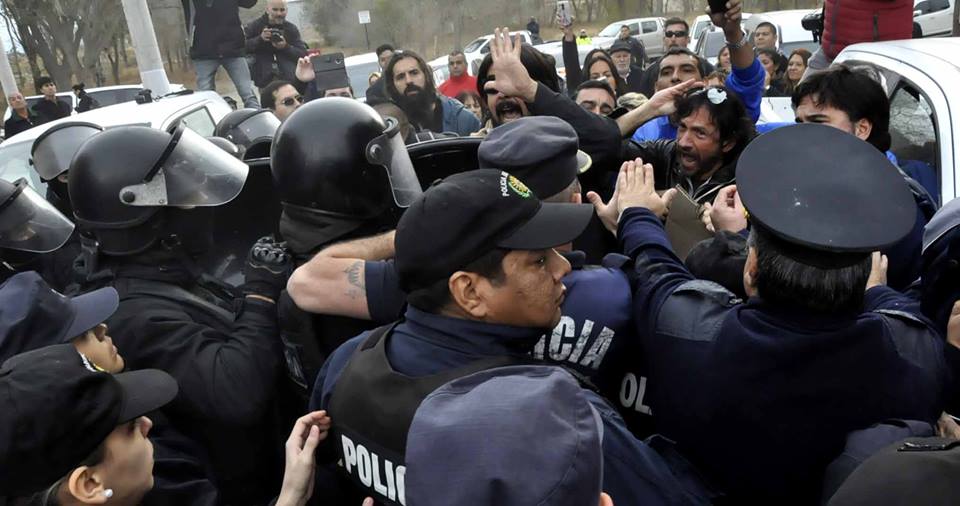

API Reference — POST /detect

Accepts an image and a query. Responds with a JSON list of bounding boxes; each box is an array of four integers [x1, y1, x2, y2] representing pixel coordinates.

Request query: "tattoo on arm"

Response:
[[344, 260, 365, 299]]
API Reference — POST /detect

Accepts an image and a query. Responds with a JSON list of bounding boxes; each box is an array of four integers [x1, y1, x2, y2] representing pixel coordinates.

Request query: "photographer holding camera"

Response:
[[245, 0, 308, 88]]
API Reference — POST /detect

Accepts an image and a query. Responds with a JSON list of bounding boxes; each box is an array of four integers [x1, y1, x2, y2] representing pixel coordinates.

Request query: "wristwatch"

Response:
[[726, 29, 748, 50]]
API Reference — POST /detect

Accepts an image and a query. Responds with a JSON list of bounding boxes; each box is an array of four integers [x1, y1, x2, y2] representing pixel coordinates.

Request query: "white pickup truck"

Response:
[[462, 31, 536, 75]]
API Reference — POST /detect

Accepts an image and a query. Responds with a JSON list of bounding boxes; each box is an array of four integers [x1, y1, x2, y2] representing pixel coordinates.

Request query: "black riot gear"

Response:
[[214, 108, 280, 160], [206, 136, 244, 159], [270, 98, 421, 254], [68, 125, 249, 256], [0, 178, 74, 255], [30, 121, 103, 181]]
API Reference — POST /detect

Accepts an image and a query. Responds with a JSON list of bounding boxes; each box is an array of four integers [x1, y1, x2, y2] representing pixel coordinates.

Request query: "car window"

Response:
[[347, 60, 380, 98], [780, 40, 820, 55], [87, 88, 142, 107], [641, 21, 657, 33], [480, 42, 491, 54], [703, 32, 726, 59], [914, 0, 931, 12], [889, 83, 940, 202], [464, 38, 486, 53], [693, 20, 712, 39], [929, 0, 950, 11], [173, 107, 216, 136]]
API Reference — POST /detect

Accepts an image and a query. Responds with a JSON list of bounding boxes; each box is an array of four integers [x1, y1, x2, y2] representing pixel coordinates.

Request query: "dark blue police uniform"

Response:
[[310, 306, 709, 506]]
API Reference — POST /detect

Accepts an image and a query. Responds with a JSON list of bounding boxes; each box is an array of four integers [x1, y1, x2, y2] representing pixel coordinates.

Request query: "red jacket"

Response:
[[437, 75, 478, 99], [821, 0, 914, 59]]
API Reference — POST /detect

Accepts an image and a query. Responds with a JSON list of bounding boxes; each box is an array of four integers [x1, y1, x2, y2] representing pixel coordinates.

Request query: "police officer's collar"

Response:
[[403, 306, 546, 355]]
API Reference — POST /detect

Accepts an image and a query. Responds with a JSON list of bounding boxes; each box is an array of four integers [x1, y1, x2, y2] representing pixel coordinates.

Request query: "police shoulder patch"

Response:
[[507, 176, 532, 198]]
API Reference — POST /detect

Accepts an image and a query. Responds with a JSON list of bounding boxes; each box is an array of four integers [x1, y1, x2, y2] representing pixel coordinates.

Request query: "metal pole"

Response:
[[364, 24, 370, 50], [0, 34, 20, 98], [120, 0, 171, 96]]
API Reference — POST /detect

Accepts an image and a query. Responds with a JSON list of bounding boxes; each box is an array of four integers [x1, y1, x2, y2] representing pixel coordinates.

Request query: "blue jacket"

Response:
[[631, 59, 765, 143], [439, 95, 481, 136], [618, 206, 949, 503], [310, 306, 710, 506]]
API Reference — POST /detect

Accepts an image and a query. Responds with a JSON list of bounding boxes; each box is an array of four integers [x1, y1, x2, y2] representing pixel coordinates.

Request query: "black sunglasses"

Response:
[[665, 30, 688, 38], [281, 95, 304, 107]]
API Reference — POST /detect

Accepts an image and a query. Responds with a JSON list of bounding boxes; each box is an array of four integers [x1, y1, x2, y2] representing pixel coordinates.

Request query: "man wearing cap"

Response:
[[292, 117, 658, 439], [309, 169, 708, 505], [0, 343, 178, 504], [404, 365, 614, 506], [609, 124, 949, 502], [609, 39, 646, 94]]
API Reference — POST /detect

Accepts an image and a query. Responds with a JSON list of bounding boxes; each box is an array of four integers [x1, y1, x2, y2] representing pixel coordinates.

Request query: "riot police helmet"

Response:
[[68, 125, 249, 256], [270, 97, 421, 218], [205, 136, 244, 159], [30, 122, 104, 181], [0, 177, 74, 254], [214, 108, 280, 160]]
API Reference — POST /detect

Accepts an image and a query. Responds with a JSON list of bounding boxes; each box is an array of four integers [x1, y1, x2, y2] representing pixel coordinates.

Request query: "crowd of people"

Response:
[[2, 0, 958, 504]]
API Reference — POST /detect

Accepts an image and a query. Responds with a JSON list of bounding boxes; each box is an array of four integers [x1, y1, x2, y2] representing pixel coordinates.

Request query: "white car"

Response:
[[345, 52, 382, 100], [593, 18, 667, 59], [746, 9, 820, 55], [1, 84, 185, 124], [689, 13, 754, 51], [914, 0, 954, 37], [463, 31, 535, 75], [0, 90, 232, 191], [428, 55, 451, 87], [834, 38, 960, 203]]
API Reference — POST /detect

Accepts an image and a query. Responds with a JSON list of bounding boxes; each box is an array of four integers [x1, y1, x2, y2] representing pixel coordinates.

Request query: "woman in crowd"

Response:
[[582, 51, 627, 98], [455, 89, 485, 121], [783, 48, 812, 94], [757, 47, 788, 96], [716, 45, 732, 73], [368, 72, 380, 88]]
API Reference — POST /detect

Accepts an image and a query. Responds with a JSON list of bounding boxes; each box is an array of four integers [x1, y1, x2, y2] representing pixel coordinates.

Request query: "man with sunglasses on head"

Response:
[[261, 79, 303, 122]]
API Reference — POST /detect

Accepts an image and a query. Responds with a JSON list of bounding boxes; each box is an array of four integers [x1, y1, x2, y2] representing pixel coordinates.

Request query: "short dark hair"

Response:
[[755, 21, 778, 36], [384, 50, 437, 101], [376, 44, 395, 57], [749, 227, 871, 314], [660, 47, 710, 79], [321, 85, 355, 98], [581, 51, 626, 97], [575, 79, 616, 103], [406, 248, 509, 313], [664, 17, 689, 32], [791, 65, 891, 152], [455, 90, 486, 121], [757, 47, 787, 77], [36, 76, 54, 89], [449, 49, 465, 59], [477, 45, 560, 95], [673, 85, 756, 167], [260, 79, 293, 110]]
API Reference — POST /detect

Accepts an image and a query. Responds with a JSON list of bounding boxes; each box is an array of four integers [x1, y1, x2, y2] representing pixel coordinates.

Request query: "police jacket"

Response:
[[618, 206, 950, 504], [356, 252, 655, 437], [310, 306, 710, 506], [181, 0, 257, 60], [84, 253, 284, 505], [622, 139, 736, 203], [243, 14, 308, 87]]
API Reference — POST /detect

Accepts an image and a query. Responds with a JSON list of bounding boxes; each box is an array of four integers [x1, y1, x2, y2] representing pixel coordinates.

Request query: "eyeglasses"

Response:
[[281, 95, 304, 107], [665, 30, 688, 38]]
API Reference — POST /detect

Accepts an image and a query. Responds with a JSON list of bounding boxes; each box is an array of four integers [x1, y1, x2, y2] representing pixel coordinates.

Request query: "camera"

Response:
[[270, 28, 283, 43], [801, 10, 824, 42]]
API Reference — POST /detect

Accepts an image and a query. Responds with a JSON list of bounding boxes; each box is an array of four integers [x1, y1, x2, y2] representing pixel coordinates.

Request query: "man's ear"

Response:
[[448, 272, 489, 319], [721, 138, 736, 154], [66, 466, 108, 505], [743, 246, 759, 297], [853, 118, 873, 143]]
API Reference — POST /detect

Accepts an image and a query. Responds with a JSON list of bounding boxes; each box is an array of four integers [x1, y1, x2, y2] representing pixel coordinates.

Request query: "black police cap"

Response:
[[737, 124, 915, 267]]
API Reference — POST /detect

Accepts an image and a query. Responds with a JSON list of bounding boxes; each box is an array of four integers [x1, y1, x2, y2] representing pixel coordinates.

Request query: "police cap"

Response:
[[922, 197, 960, 254], [478, 116, 591, 199], [395, 169, 592, 292], [737, 124, 915, 267]]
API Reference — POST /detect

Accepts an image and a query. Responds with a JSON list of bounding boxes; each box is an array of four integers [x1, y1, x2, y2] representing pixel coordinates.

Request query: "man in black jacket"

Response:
[[3, 92, 40, 138], [182, 0, 259, 107], [31, 77, 71, 125], [244, 0, 308, 88]]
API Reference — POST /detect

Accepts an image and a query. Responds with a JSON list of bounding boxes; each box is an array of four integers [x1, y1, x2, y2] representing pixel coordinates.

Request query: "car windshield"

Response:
[[464, 38, 487, 53], [0, 142, 44, 191], [347, 60, 381, 98], [598, 23, 623, 37], [87, 88, 143, 107], [693, 20, 712, 40]]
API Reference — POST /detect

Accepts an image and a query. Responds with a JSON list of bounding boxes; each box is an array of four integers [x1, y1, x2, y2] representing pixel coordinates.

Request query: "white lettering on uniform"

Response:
[[340, 434, 407, 504], [619, 373, 652, 415], [342, 435, 357, 473], [548, 316, 575, 361], [568, 319, 594, 363], [533, 317, 614, 371], [356, 444, 372, 486], [580, 326, 613, 369]]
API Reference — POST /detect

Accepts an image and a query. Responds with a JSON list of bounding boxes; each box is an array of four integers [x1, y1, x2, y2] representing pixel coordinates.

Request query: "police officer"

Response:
[[610, 124, 949, 503], [68, 125, 290, 505], [28, 121, 104, 290], [214, 107, 282, 160], [270, 97, 422, 402], [919, 197, 960, 335], [310, 169, 710, 506], [289, 117, 657, 438], [0, 177, 75, 284]]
